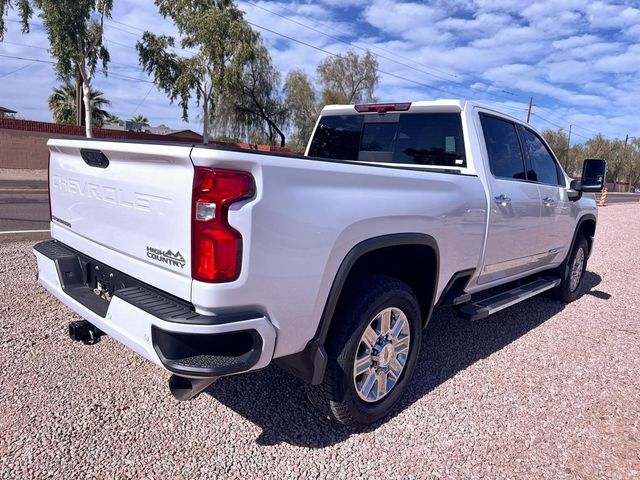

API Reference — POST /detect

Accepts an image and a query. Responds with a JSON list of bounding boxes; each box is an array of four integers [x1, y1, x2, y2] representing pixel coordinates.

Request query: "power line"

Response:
[[129, 84, 155, 117], [534, 104, 603, 136], [531, 112, 592, 140], [0, 52, 155, 84], [241, 0, 461, 81], [104, 21, 142, 37], [104, 37, 137, 51], [241, 0, 534, 107], [245, 20, 458, 97], [2, 40, 48, 51], [0, 61, 37, 78], [106, 9, 527, 108], [243, 0, 459, 85], [0, 53, 54, 64], [245, 19, 599, 138], [99, 13, 612, 141], [237, 3, 613, 136], [104, 19, 199, 56], [3, 39, 144, 70]]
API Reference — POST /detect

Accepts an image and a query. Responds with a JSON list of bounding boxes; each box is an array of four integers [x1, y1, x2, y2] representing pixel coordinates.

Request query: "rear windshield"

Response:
[[308, 112, 466, 168]]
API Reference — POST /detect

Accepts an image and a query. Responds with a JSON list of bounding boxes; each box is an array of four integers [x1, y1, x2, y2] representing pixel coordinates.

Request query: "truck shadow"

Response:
[[205, 271, 607, 447]]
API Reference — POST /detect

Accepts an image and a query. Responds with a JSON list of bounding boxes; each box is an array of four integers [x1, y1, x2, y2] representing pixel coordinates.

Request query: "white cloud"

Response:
[[593, 44, 640, 73], [586, 2, 640, 29], [0, 0, 638, 141]]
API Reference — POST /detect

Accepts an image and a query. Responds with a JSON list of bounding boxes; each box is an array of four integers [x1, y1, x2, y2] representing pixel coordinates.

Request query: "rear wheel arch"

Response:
[[275, 233, 440, 385], [325, 236, 440, 332]]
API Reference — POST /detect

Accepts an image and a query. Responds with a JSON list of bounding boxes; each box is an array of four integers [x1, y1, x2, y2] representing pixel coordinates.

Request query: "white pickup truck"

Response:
[[34, 100, 606, 427]]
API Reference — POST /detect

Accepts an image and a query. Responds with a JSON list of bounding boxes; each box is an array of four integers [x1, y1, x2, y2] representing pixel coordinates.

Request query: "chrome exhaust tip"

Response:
[[168, 375, 218, 401]]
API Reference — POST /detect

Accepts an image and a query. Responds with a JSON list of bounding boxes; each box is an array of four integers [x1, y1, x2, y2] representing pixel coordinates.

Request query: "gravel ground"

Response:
[[1, 205, 639, 479]]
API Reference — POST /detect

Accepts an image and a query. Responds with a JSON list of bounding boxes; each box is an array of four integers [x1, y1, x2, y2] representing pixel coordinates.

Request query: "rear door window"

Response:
[[307, 115, 363, 160], [308, 112, 466, 167], [480, 114, 527, 180]]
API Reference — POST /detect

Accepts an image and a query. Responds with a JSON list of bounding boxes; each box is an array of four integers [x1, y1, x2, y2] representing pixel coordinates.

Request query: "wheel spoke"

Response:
[[391, 316, 405, 339], [361, 371, 377, 398], [379, 309, 391, 336], [389, 357, 404, 377], [361, 325, 378, 350], [394, 335, 410, 355], [377, 371, 388, 397], [354, 355, 371, 376]]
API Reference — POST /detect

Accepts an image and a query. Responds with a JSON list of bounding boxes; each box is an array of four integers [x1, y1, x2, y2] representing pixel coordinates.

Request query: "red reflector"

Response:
[[191, 168, 255, 283], [354, 102, 411, 113]]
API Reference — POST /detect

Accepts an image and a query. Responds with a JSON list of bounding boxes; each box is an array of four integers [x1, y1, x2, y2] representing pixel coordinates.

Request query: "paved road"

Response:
[[0, 179, 47, 191], [0, 192, 50, 243], [0, 179, 50, 241], [605, 192, 640, 204]]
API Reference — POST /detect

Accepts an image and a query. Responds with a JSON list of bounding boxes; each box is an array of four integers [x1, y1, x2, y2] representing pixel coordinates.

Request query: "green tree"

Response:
[[137, 0, 257, 143], [216, 43, 287, 146], [130, 114, 149, 126], [106, 113, 121, 123], [542, 128, 570, 170], [625, 138, 640, 191], [317, 50, 378, 105], [48, 81, 111, 127], [283, 69, 318, 150], [1, 0, 113, 138]]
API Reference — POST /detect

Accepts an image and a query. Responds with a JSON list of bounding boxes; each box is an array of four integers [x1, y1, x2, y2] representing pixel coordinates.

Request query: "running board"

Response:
[[458, 277, 561, 321]]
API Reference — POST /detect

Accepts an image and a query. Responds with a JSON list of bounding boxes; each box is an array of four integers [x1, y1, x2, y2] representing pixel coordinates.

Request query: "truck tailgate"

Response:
[[47, 139, 195, 301]]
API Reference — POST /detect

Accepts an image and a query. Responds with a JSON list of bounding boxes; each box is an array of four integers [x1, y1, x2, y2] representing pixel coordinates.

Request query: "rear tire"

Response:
[[554, 235, 589, 303], [305, 274, 422, 428]]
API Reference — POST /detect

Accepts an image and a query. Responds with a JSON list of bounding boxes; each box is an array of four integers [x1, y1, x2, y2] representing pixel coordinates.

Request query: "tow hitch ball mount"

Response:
[[68, 320, 104, 345]]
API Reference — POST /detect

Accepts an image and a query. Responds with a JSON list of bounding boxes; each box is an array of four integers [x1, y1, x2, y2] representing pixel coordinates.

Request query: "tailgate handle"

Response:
[[80, 149, 110, 169]]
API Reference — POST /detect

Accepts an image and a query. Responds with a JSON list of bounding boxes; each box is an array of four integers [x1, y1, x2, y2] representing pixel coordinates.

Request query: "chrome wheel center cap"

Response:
[[377, 343, 394, 368]]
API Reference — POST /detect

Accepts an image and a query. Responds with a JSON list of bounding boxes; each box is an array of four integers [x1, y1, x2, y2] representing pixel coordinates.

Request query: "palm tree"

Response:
[[130, 114, 149, 126], [48, 82, 112, 127], [106, 113, 122, 124]]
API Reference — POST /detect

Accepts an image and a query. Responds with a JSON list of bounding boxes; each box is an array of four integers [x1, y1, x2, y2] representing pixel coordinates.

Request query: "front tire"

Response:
[[305, 274, 422, 428], [554, 235, 589, 303]]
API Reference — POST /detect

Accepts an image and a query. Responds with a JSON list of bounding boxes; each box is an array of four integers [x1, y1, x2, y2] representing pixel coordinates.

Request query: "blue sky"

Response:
[[0, 0, 638, 143]]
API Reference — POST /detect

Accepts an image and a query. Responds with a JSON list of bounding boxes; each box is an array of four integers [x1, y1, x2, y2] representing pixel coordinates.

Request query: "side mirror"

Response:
[[568, 180, 582, 201], [577, 158, 607, 193]]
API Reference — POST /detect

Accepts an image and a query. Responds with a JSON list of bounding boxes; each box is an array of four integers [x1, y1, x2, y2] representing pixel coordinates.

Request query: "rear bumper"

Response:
[[33, 240, 276, 378]]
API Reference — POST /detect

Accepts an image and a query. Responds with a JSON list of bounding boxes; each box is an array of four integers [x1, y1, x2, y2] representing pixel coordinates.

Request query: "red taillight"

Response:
[[191, 167, 255, 283], [354, 102, 411, 113]]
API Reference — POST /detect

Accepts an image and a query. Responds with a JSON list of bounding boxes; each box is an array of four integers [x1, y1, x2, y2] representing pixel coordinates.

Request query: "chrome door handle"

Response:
[[494, 194, 511, 206], [543, 196, 555, 206]]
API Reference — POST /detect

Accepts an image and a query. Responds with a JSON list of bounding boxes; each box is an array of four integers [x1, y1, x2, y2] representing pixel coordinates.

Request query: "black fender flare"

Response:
[[275, 233, 439, 384], [569, 213, 597, 259], [556, 213, 597, 281]]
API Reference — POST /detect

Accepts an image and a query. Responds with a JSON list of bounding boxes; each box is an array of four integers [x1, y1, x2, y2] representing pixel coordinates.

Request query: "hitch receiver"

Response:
[[68, 320, 104, 345]]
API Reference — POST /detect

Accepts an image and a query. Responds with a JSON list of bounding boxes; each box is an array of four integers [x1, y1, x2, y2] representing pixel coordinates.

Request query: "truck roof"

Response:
[[320, 99, 522, 123]]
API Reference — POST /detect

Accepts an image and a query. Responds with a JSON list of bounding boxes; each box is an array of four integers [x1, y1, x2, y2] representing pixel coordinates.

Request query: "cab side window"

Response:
[[480, 114, 526, 180], [520, 128, 562, 185]]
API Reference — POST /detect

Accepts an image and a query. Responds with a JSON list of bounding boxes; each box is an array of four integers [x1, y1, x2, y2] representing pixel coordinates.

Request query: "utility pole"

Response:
[[565, 124, 572, 171], [526, 97, 533, 123], [624, 134, 631, 192]]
